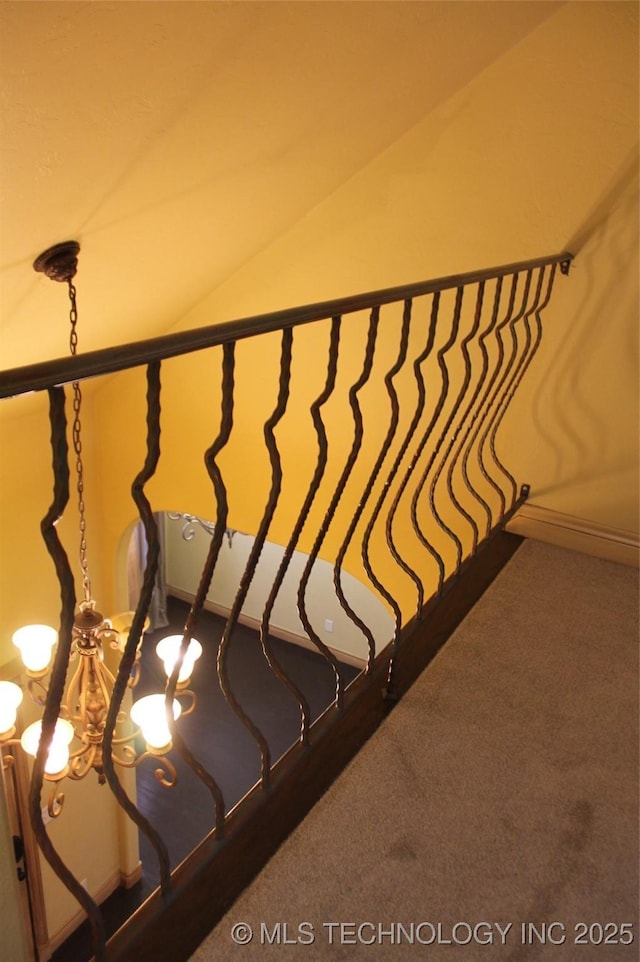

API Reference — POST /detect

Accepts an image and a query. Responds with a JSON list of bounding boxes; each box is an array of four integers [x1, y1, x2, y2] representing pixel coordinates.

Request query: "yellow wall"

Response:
[[0, 783, 28, 961], [0, 0, 637, 949], [92, 0, 638, 613]]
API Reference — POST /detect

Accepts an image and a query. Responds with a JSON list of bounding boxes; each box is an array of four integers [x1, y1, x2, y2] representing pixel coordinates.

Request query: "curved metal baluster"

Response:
[[162, 349, 243, 837], [485, 269, 541, 509], [260, 317, 342, 745], [424, 282, 487, 571], [101, 362, 174, 896], [297, 307, 380, 710], [477, 271, 534, 517], [424, 281, 485, 571], [461, 273, 519, 537], [164, 602, 227, 838], [216, 331, 294, 787], [361, 293, 442, 628], [448, 278, 504, 551], [478, 268, 543, 514], [488, 264, 557, 512], [440, 279, 506, 560], [405, 287, 464, 596], [35, 387, 108, 961], [333, 299, 413, 672]]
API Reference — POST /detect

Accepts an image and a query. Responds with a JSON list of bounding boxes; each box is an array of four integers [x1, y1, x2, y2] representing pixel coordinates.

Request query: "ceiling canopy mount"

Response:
[[33, 241, 80, 283]]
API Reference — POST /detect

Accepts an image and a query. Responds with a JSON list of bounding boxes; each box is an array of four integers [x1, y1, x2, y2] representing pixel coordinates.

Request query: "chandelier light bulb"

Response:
[[21, 718, 75, 778], [0, 681, 23, 737], [156, 635, 202, 685], [130, 694, 182, 753], [13, 624, 58, 675]]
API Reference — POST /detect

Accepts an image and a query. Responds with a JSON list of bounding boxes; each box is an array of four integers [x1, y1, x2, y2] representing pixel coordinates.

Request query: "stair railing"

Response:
[[0, 251, 572, 961]]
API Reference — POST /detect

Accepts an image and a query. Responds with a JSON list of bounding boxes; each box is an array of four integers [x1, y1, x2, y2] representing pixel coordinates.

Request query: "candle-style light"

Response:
[[12, 625, 57, 676]]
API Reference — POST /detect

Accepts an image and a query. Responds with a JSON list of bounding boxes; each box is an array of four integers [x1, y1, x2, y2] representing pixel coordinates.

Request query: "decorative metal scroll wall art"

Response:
[[167, 511, 237, 546], [0, 243, 202, 817]]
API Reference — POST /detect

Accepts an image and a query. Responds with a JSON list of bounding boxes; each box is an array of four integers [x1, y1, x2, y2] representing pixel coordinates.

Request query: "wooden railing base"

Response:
[[106, 528, 523, 962]]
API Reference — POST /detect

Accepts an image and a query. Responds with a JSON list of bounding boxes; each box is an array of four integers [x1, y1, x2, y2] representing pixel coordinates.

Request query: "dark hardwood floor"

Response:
[[51, 597, 361, 962]]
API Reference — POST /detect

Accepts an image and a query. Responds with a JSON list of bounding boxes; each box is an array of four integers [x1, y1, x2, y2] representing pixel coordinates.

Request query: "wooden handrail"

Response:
[[0, 252, 571, 399]]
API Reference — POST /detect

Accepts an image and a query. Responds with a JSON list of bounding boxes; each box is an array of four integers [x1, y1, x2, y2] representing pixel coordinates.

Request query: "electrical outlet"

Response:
[[324, 619, 333, 633]]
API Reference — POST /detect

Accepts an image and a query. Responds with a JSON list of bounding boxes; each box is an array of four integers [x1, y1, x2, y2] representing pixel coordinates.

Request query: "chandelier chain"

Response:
[[67, 279, 92, 603]]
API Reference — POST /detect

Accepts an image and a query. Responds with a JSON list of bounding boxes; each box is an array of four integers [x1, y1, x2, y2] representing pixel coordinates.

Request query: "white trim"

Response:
[[506, 504, 639, 567], [167, 586, 367, 670], [120, 861, 142, 890], [47, 869, 122, 954]]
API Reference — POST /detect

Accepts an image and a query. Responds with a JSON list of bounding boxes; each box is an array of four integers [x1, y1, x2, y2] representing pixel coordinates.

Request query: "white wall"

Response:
[[163, 513, 394, 663]]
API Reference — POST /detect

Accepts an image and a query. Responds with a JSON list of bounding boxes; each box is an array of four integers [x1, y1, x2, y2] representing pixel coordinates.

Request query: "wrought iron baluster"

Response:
[[161, 349, 242, 839], [485, 268, 543, 510], [216, 332, 294, 787], [424, 282, 487, 571], [36, 387, 108, 961], [436, 279, 510, 563], [461, 273, 519, 538], [260, 317, 342, 745], [297, 307, 380, 710], [448, 277, 505, 552], [405, 287, 464, 596], [333, 299, 413, 672], [476, 271, 533, 517], [101, 362, 174, 896], [362, 292, 442, 628], [487, 264, 557, 512]]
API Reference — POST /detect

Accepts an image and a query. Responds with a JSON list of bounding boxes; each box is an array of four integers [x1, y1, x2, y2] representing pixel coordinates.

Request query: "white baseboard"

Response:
[[167, 587, 367, 670], [121, 860, 142, 889], [47, 868, 124, 954], [506, 504, 639, 567]]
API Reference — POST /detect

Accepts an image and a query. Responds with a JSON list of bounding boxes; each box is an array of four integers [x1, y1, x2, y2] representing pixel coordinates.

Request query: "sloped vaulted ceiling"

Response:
[[0, 0, 561, 368]]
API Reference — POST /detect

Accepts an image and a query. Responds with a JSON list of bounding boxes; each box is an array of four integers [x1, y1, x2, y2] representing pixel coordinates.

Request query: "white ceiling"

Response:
[[0, 1, 561, 369]]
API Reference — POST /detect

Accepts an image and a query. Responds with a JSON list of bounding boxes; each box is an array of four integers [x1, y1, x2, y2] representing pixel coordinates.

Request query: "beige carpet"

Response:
[[190, 539, 639, 961]]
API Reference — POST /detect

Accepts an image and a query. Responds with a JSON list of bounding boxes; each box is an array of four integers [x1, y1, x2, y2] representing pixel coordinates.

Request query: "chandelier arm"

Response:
[[47, 789, 66, 820], [0, 741, 21, 771], [176, 689, 197, 716], [95, 651, 117, 686], [100, 361, 174, 896], [127, 657, 142, 689], [151, 756, 178, 788], [68, 743, 97, 780], [93, 657, 116, 728], [116, 744, 139, 765], [26, 676, 49, 707], [63, 651, 85, 724], [110, 745, 178, 788], [68, 734, 93, 760], [91, 652, 129, 724], [111, 727, 139, 747]]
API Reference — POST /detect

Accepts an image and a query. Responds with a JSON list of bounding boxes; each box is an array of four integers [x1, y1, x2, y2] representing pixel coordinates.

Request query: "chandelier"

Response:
[[0, 242, 202, 815]]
